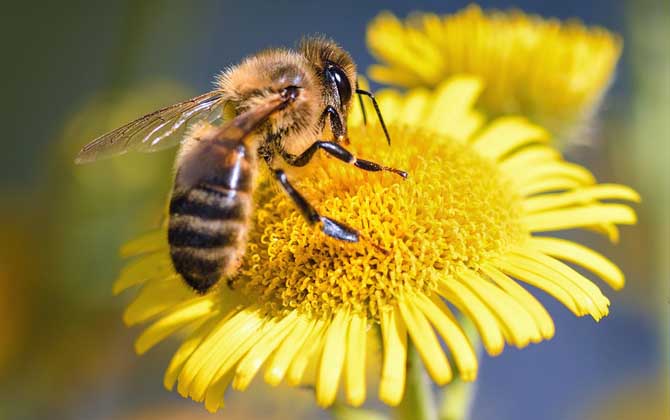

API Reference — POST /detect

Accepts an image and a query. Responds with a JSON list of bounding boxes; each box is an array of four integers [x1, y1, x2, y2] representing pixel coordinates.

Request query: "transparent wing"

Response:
[[175, 92, 297, 189], [75, 91, 225, 164]]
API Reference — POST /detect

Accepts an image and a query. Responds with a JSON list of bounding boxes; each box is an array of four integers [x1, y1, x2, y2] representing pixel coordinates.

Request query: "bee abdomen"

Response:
[[168, 184, 251, 293]]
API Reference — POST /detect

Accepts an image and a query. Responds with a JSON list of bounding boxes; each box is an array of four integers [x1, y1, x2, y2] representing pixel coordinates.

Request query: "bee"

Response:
[[76, 37, 406, 294]]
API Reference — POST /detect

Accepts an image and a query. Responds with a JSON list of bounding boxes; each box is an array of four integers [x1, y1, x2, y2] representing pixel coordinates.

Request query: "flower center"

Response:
[[232, 126, 525, 320]]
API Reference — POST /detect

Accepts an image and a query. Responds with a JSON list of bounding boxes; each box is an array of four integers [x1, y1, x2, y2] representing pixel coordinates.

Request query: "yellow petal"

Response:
[[203, 370, 235, 413], [398, 295, 452, 385], [123, 275, 191, 325], [164, 316, 220, 390], [233, 311, 298, 391], [511, 162, 595, 187], [510, 249, 610, 320], [585, 223, 620, 243], [495, 259, 581, 316], [397, 88, 431, 126], [523, 204, 637, 232], [499, 145, 560, 174], [265, 315, 315, 386], [368, 64, 423, 90], [438, 280, 505, 356], [379, 307, 408, 406], [177, 307, 258, 398], [287, 319, 327, 386], [189, 312, 268, 402], [424, 77, 484, 142], [344, 312, 367, 407], [114, 252, 172, 294], [471, 117, 548, 161], [519, 178, 582, 197], [316, 310, 349, 407], [529, 237, 625, 290], [458, 269, 541, 347], [522, 184, 640, 213], [480, 264, 555, 339], [415, 294, 478, 381], [120, 230, 166, 258], [135, 297, 216, 355], [367, 13, 425, 81]]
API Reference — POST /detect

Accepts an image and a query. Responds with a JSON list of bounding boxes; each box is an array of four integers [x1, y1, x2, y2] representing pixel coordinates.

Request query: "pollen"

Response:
[[232, 126, 525, 320]]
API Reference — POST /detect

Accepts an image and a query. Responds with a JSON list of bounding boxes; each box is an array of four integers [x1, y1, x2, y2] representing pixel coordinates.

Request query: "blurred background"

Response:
[[0, 1, 667, 419]]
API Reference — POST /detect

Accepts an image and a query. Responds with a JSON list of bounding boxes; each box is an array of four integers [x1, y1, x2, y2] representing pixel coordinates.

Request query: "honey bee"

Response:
[[76, 37, 406, 293]]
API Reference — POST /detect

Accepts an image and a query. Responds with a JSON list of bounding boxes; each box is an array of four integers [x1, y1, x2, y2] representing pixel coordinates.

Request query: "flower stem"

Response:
[[394, 341, 437, 420], [438, 316, 481, 420], [331, 402, 389, 420], [437, 378, 478, 420]]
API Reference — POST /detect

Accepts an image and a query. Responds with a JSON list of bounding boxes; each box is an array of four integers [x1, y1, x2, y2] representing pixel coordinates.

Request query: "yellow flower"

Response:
[[366, 5, 622, 140], [115, 77, 638, 412]]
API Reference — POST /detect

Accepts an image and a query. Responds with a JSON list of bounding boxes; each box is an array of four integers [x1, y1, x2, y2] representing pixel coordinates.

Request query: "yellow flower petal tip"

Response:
[[346, 390, 366, 408], [367, 5, 623, 142], [114, 76, 637, 411]]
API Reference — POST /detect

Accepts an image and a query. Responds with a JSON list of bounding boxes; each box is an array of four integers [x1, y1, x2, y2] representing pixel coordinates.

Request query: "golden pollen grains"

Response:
[[115, 77, 638, 412], [366, 5, 622, 140]]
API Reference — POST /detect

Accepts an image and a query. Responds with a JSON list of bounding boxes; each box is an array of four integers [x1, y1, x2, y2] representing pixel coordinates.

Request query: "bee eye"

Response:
[[325, 63, 352, 105]]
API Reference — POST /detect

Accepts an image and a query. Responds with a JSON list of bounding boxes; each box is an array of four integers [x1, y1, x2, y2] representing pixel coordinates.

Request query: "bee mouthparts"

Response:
[[281, 86, 300, 101]]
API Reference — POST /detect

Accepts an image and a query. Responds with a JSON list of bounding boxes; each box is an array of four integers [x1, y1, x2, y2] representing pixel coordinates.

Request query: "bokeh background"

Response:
[[0, 1, 667, 419]]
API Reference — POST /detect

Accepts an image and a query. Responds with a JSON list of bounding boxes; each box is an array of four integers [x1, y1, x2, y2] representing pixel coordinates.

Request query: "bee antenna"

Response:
[[355, 79, 368, 126], [355, 88, 391, 146]]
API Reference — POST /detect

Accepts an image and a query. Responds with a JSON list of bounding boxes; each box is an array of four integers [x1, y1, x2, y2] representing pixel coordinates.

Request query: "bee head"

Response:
[[299, 36, 356, 127]]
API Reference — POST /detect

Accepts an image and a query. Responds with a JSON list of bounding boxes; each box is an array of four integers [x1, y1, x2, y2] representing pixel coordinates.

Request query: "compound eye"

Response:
[[325, 63, 352, 104]]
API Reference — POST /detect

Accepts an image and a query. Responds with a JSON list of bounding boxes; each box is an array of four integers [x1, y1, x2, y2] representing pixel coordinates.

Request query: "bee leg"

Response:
[[285, 141, 408, 179], [272, 169, 359, 243], [321, 106, 347, 143]]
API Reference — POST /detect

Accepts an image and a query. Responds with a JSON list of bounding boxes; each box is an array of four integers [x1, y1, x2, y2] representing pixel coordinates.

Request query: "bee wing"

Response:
[[201, 92, 292, 144], [75, 91, 225, 164], [175, 92, 294, 189]]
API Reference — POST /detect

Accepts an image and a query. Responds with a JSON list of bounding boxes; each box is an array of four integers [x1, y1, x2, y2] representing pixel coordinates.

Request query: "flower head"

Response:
[[366, 5, 622, 140], [115, 76, 638, 412]]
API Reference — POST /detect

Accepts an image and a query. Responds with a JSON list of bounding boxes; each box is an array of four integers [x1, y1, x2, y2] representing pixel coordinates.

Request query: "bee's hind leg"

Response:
[[272, 169, 359, 243]]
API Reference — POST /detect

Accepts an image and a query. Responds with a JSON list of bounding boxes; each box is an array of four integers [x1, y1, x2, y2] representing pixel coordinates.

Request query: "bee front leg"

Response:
[[284, 141, 408, 179], [272, 169, 359, 243], [321, 106, 346, 143]]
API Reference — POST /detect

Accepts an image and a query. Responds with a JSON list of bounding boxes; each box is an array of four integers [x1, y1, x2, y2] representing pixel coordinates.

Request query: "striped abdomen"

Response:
[[168, 141, 255, 293]]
